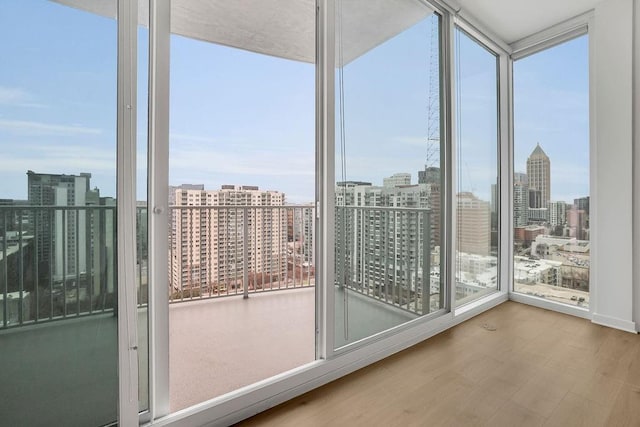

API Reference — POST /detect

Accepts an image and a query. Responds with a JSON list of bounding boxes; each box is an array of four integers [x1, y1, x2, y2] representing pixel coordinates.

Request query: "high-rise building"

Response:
[[574, 196, 590, 215], [513, 173, 528, 227], [549, 201, 567, 227], [27, 171, 98, 281], [169, 184, 287, 294], [456, 192, 491, 256], [335, 176, 435, 309], [568, 208, 588, 240], [417, 166, 441, 247], [383, 173, 411, 188], [490, 182, 499, 248], [0, 199, 29, 237], [290, 204, 315, 265], [528, 207, 548, 222], [526, 143, 551, 209], [418, 166, 440, 185], [94, 196, 116, 298]]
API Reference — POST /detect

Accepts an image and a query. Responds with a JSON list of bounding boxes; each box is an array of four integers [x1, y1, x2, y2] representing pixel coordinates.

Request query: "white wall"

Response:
[[591, 0, 637, 332]]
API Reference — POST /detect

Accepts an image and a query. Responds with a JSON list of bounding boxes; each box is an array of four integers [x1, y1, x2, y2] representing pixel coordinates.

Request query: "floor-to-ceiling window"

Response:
[[334, 1, 443, 348], [0, 2, 120, 425], [453, 27, 499, 307], [0, 1, 538, 424], [166, 1, 316, 411], [512, 34, 590, 309]]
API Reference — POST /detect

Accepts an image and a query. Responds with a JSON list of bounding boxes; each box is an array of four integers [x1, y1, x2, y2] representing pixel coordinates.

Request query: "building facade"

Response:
[[456, 192, 491, 256], [513, 172, 529, 227], [526, 143, 551, 209], [335, 176, 435, 312], [169, 185, 287, 295], [27, 171, 98, 281], [549, 201, 567, 228]]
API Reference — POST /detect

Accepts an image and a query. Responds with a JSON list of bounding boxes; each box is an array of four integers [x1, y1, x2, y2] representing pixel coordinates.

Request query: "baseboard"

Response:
[[592, 313, 638, 333], [508, 293, 591, 319]]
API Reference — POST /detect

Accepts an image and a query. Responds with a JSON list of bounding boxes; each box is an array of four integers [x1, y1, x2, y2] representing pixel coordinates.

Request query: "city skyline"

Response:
[[515, 141, 589, 204], [514, 35, 589, 204], [1, 3, 589, 206]]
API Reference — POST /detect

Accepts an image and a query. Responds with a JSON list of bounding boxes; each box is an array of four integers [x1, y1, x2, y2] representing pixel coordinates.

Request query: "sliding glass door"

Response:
[[453, 27, 499, 307], [0, 2, 520, 424], [334, 1, 444, 349], [0, 2, 119, 425], [166, 0, 317, 411]]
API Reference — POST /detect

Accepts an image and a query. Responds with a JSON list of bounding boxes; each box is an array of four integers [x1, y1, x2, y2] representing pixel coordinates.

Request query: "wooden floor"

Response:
[[241, 301, 640, 426]]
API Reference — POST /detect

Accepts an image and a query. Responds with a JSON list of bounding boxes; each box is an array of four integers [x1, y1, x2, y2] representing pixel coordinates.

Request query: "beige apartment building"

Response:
[[169, 184, 287, 294], [456, 192, 491, 256]]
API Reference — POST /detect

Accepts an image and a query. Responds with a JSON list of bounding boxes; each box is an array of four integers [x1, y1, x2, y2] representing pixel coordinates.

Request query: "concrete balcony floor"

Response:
[[0, 286, 419, 425], [170, 286, 416, 411], [169, 288, 316, 411]]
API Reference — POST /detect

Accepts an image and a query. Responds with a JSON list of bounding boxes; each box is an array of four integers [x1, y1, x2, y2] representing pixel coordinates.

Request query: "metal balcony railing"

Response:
[[0, 205, 121, 329], [168, 205, 315, 302], [335, 206, 435, 316], [1, 203, 435, 328]]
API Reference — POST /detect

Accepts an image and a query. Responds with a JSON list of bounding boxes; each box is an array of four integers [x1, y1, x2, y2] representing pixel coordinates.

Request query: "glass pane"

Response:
[[334, 3, 443, 349], [137, 2, 150, 413], [513, 35, 590, 308], [454, 29, 499, 307], [0, 1, 119, 426], [168, 1, 316, 411]]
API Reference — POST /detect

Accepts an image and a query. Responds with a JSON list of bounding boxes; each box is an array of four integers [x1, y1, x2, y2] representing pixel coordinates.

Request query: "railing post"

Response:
[[413, 211, 419, 313], [18, 209, 24, 324], [34, 209, 39, 321], [75, 207, 80, 316], [243, 207, 249, 299], [62, 209, 67, 317], [422, 210, 431, 315], [2, 210, 7, 328]]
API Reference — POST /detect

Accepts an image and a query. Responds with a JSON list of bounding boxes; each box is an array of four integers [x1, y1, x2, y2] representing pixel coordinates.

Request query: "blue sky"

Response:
[[336, 14, 438, 193], [169, 34, 314, 203], [514, 35, 590, 203], [0, 2, 117, 200], [455, 28, 499, 201], [0, 3, 588, 205]]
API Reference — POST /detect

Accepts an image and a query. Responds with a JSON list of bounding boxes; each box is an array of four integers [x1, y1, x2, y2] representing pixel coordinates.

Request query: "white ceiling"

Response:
[[453, 0, 600, 44], [54, 0, 433, 64], [53, 0, 600, 56]]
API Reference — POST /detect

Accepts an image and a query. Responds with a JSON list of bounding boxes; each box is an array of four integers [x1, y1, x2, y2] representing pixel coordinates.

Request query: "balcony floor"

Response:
[[0, 286, 421, 424], [170, 286, 416, 411], [169, 288, 316, 411]]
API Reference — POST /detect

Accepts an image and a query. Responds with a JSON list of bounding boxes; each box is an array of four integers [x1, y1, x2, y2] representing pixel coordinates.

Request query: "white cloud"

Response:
[[0, 86, 47, 108], [0, 141, 115, 175], [170, 144, 314, 178], [391, 136, 430, 147], [0, 87, 28, 104], [0, 119, 102, 136]]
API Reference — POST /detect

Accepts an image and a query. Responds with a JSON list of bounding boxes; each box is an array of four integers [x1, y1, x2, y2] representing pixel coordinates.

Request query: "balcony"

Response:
[[0, 205, 439, 422]]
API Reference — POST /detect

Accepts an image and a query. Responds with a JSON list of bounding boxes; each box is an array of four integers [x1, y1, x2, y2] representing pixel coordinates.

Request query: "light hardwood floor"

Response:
[[241, 301, 640, 426]]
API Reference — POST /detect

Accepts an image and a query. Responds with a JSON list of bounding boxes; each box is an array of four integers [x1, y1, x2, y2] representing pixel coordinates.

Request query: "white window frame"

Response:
[[507, 12, 594, 320], [450, 16, 511, 316], [144, 1, 512, 426], [116, 0, 145, 424]]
